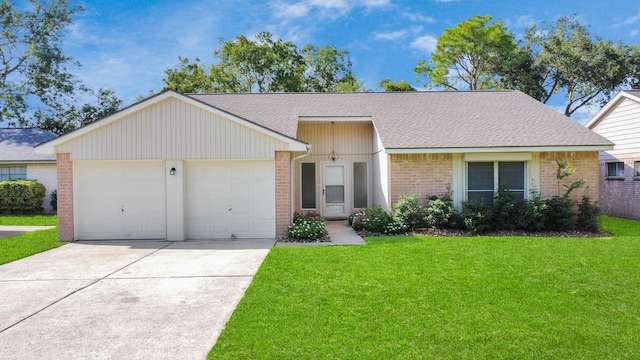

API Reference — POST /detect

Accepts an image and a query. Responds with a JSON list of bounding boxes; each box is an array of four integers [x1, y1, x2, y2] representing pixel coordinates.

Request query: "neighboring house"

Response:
[[36, 90, 612, 241], [586, 90, 640, 220], [0, 128, 58, 212]]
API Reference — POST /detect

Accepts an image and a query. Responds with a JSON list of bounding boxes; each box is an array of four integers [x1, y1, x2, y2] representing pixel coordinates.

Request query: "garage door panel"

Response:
[[185, 160, 275, 239], [75, 161, 166, 240]]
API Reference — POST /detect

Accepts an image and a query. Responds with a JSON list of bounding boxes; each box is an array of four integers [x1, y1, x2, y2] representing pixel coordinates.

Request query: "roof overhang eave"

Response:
[[384, 145, 614, 154]]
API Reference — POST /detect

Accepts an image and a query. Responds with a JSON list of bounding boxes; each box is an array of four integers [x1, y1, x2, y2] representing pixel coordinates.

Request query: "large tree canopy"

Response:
[[521, 16, 637, 116], [378, 78, 416, 92], [0, 0, 121, 132], [163, 32, 364, 93], [0, 0, 83, 126], [414, 15, 516, 91]]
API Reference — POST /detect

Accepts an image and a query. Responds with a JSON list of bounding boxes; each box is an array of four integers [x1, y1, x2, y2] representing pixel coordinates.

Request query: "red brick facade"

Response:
[[56, 153, 74, 242], [389, 153, 453, 206], [539, 151, 600, 202], [598, 158, 640, 219], [275, 151, 292, 236]]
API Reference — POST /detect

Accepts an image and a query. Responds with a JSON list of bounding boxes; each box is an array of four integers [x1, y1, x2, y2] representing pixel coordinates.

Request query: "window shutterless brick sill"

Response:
[[605, 177, 625, 181]]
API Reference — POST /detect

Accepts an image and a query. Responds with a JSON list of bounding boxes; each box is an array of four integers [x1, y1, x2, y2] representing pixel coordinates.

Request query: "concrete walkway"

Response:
[[0, 239, 273, 360], [277, 220, 366, 246], [0, 225, 56, 238]]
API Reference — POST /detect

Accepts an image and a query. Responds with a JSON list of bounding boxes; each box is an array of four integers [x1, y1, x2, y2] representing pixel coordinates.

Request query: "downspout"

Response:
[[290, 144, 312, 223]]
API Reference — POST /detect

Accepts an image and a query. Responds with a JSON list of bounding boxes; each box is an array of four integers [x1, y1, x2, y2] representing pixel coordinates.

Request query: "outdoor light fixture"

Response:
[[170, 167, 176, 176]]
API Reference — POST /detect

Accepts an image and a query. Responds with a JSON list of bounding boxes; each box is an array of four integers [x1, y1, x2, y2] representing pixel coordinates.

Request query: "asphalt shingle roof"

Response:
[[0, 128, 58, 162], [189, 90, 612, 149]]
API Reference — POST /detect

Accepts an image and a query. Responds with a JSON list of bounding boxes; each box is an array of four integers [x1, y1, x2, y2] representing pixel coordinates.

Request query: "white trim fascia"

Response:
[[36, 91, 308, 154], [0, 160, 56, 164], [384, 145, 613, 154], [586, 90, 640, 129], [298, 116, 372, 122]]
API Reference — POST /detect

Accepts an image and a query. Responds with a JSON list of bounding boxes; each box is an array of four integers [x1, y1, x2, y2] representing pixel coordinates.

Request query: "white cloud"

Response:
[[410, 35, 438, 54], [402, 12, 436, 23], [362, 0, 390, 8], [619, 8, 640, 26], [631, 29, 639, 36], [375, 30, 409, 41], [270, 1, 310, 19]]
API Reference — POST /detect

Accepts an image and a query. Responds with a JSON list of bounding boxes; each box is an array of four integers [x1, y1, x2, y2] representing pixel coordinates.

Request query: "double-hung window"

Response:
[[606, 162, 624, 178], [467, 162, 525, 206], [0, 166, 27, 181]]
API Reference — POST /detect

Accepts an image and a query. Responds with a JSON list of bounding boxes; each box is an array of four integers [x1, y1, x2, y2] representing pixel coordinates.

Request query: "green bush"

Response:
[[425, 197, 457, 229], [0, 180, 46, 215], [392, 195, 426, 230], [350, 206, 405, 234], [492, 187, 519, 230], [576, 196, 600, 232], [50, 189, 57, 212], [287, 211, 327, 240], [461, 199, 492, 234], [518, 192, 548, 231], [544, 196, 574, 231]]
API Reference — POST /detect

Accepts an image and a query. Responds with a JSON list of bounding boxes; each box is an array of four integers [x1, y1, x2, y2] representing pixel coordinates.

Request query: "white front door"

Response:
[[322, 163, 347, 218]]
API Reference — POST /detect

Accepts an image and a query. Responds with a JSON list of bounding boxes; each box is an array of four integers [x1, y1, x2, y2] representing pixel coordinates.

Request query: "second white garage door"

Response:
[[185, 160, 275, 239]]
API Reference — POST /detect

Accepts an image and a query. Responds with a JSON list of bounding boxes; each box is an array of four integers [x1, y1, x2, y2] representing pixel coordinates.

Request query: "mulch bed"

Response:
[[357, 227, 611, 238]]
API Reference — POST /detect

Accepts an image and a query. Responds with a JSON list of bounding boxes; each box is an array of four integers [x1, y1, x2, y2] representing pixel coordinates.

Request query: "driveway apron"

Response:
[[0, 239, 273, 359]]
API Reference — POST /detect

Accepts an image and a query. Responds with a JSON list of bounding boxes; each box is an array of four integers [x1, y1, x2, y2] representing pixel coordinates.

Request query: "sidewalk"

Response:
[[277, 220, 366, 246], [0, 226, 56, 239]]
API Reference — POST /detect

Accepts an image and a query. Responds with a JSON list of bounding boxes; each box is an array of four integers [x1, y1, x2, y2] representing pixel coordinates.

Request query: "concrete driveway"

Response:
[[0, 239, 273, 359]]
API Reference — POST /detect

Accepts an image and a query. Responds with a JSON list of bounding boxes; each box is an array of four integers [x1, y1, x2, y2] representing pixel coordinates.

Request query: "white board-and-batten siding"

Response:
[[592, 97, 640, 160], [56, 98, 290, 161]]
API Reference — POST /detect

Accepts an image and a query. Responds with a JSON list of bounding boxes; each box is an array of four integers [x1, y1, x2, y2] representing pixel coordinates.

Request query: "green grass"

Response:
[[209, 216, 640, 359], [0, 215, 57, 226], [0, 228, 63, 265]]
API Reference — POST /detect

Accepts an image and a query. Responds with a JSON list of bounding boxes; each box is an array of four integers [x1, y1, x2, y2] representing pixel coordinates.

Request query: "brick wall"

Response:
[[539, 151, 599, 202], [56, 153, 74, 242], [598, 157, 640, 219], [388, 153, 453, 207], [275, 151, 291, 236]]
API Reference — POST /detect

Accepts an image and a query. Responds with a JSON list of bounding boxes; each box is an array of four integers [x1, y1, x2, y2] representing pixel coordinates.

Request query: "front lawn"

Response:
[[0, 228, 63, 265], [209, 216, 640, 359], [0, 215, 57, 226]]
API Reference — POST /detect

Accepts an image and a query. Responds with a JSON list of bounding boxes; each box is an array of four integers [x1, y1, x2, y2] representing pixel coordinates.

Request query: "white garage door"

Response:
[[75, 161, 166, 240], [185, 160, 275, 239]]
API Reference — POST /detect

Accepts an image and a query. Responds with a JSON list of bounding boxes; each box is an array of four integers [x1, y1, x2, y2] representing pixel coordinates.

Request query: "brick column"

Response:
[[275, 151, 291, 237], [56, 153, 74, 242]]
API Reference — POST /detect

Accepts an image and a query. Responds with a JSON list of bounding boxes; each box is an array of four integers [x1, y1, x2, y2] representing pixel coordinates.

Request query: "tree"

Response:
[[163, 32, 363, 93], [414, 15, 516, 91], [0, 0, 86, 126], [34, 89, 122, 134], [522, 16, 636, 116], [378, 78, 416, 91]]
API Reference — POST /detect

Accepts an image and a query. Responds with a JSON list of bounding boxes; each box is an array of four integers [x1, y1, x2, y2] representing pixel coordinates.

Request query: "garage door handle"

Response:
[[121, 206, 124, 212]]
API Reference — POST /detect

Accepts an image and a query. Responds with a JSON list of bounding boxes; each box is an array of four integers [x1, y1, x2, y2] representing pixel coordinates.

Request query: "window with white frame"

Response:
[[301, 163, 316, 209], [467, 162, 525, 206], [606, 162, 624, 178], [0, 166, 27, 181], [635, 161, 640, 178]]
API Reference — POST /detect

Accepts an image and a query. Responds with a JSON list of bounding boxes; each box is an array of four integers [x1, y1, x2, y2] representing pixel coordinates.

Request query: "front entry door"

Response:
[[322, 163, 347, 218]]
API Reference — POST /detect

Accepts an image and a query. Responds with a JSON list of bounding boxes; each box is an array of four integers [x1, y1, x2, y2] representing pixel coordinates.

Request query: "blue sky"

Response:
[[64, 0, 640, 123]]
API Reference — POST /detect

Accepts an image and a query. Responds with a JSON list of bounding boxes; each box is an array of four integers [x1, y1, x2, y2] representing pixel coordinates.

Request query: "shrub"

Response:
[[392, 195, 425, 230], [350, 206, 401, 234], [461, 200, 492, 235], [50, 189, 57, 212], [544, 196, 574, 231], [363, 206, 394, 233], [492, 187, 519, 230], [0, 180, 46, 215], [576, 196, 600, 232], [425, 197, 457, 229], [518, 191, 548, 231], [287, 211, 327, 241]]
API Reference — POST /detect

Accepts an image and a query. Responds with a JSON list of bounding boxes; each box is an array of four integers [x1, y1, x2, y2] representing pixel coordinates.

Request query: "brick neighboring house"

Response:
[[0, 128, 58, 212], [36, 90, 611, 241], [586, 90, 640, 220]]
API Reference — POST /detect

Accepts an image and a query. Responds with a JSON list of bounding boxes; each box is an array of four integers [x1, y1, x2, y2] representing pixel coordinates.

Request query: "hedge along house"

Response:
[[36, 90, 612, 242], [0, 128, 58, 212]]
